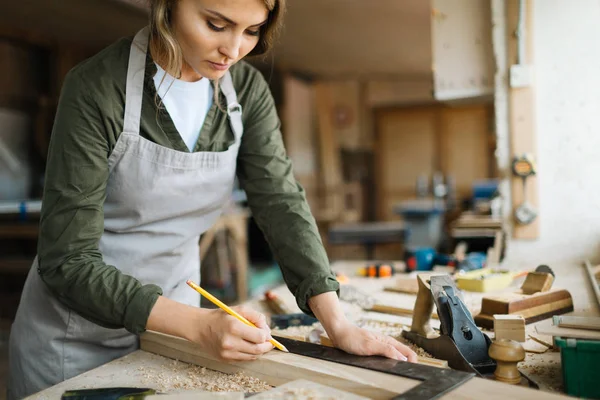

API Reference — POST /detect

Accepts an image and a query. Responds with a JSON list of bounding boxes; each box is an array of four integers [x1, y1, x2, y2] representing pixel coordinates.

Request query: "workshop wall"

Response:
[[505, 0, 600, 265]]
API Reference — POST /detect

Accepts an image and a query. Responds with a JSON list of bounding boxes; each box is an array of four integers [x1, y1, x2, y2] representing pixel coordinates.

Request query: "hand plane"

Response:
[[402, 274, 497, 376]]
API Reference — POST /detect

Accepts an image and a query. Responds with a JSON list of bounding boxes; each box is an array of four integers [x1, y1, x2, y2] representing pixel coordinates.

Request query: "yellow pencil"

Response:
[[186, 280, 289, 353]]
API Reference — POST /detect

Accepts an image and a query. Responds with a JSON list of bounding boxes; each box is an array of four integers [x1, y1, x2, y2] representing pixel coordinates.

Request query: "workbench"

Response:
[[29, 260, 599, 399]]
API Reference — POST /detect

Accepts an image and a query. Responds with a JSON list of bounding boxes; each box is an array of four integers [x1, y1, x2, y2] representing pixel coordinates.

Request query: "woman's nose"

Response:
[[219, 33, 242, 61]]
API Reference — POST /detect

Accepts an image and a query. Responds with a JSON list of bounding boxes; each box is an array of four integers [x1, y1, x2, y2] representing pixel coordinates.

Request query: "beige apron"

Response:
[[8, 26, 244, 399]]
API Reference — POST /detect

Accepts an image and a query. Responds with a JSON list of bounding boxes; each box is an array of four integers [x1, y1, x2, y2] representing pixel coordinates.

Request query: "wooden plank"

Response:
[[140, 331, 570, 399], [535, 318, 600, 341], [554, 316, 600, 332], [252, 380, 369, 399], [584, 260, 600, 310], [368, 304, 440, 320], [140, 331, 414, 400], [475, 290, 574, 329], [507, 0, 538, 239]]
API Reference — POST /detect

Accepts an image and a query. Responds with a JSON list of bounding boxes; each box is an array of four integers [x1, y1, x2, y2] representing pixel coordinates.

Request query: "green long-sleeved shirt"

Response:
[[37, 34, 339, 335]]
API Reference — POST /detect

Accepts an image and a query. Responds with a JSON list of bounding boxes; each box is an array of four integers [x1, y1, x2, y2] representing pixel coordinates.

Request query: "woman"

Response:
[[8, 0, 417, 398]]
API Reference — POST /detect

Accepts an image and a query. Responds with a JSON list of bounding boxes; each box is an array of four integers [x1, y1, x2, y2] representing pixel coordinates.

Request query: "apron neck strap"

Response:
[[123, 26, 150, 135], [219, 71, 244, 140]]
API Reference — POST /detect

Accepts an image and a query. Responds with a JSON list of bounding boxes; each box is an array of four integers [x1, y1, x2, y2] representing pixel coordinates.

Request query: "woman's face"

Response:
[[171, 0, 269, 81]]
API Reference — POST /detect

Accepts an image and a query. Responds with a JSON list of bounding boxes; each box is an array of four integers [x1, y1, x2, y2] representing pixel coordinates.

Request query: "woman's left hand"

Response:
[[329, 321, 418, 362]]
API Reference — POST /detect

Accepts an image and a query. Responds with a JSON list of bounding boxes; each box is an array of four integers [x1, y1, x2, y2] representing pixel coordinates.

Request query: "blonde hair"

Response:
[[149, 0, 285, 80]]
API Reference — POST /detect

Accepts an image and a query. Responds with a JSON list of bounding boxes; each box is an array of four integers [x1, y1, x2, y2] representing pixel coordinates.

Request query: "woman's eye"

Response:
[[246, 29, 260, 37], [207, 21, 226, 32]]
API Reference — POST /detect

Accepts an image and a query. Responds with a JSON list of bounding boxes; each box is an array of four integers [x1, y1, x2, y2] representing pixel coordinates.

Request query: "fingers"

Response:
[[231, 306, 271, 344], [236, 306, 270, 332], [218, 337, 274, 361], [379, 336, 418, 362], [387, 338, 418, 363]]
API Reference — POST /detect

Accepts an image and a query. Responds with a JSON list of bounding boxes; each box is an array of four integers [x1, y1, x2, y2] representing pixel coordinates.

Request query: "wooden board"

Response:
[[474, 290, 574, 329], [251, 379, 370, 399], [140, 331, 570, 399], [507, 0, 539, 239], [554, 315, 600, 331], [368, 303, 440, 320], [584, 260, 600, 310], [141, 331, 413, 399], [535, 318, 600, 341]]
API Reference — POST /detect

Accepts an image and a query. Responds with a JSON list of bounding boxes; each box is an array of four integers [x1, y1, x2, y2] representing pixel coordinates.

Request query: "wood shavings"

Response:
[[519, 352, 564, 393], [136, 359, 272, 393]]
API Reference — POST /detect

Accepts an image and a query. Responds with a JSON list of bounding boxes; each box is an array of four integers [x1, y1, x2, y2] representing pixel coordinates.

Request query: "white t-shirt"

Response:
[[153, 63, 214, 152]]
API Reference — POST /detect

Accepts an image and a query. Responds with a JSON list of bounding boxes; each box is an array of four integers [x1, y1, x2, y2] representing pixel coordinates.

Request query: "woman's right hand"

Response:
[[147, 296, 274, 362], [192, 305, 274, 361]]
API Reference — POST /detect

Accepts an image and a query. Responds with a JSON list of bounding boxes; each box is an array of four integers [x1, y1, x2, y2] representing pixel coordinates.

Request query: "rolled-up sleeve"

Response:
[[236, 70, 339, 316], [37, 68, 162, 335]]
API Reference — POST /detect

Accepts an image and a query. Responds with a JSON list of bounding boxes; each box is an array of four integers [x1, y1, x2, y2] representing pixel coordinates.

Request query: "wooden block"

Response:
[[522, 339, 549, 354], [252, 379, 370, 399], [554, 315, 600, 331], [474, 289, 574, 329], [493, 315, 525, 342], [527, 334, 553, 349], [536, 318, 600, 340], [520, 272, 554, 295]]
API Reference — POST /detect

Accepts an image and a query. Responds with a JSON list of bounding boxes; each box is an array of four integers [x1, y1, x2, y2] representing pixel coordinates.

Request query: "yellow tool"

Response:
[[455, 268, 524, 292], [186, 280, 289, 352]]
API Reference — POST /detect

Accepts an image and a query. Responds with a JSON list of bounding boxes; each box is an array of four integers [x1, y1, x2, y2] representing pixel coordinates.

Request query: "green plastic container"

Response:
[[555, 337, 600, 399]]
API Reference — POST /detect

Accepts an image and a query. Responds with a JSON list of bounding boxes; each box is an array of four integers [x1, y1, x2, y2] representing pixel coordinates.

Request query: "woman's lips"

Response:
[[208, 61, 230, 71]]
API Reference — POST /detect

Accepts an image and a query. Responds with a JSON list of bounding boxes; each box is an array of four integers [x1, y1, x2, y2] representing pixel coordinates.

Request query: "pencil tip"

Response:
[[281, 346, 289, 353]]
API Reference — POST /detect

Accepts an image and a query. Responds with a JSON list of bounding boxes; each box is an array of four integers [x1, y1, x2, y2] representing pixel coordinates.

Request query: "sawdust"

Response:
[[136, 359, 272, 393], [519, 352, 564, 393]]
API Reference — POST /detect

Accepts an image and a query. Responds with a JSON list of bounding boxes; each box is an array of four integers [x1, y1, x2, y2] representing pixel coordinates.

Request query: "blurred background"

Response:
[[1, 0, 600, 397]]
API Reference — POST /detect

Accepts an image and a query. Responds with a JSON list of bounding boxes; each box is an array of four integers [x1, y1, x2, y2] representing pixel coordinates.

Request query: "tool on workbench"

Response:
[[512, 153, 538, 225], [263, 290, 293, 315], [356, 262, 397, 277], [405, 247, 438, 271], [488, 339, 526, 385], [270, 335, 475, 400], [474, 265, 573, 329], [61, 387, 156, 400], [520, 264, 554, 294], [402, 274, 497, 376], [404, 247, 486, 273], [270, 313, 319, 330], [186, 280, 289, 352]]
